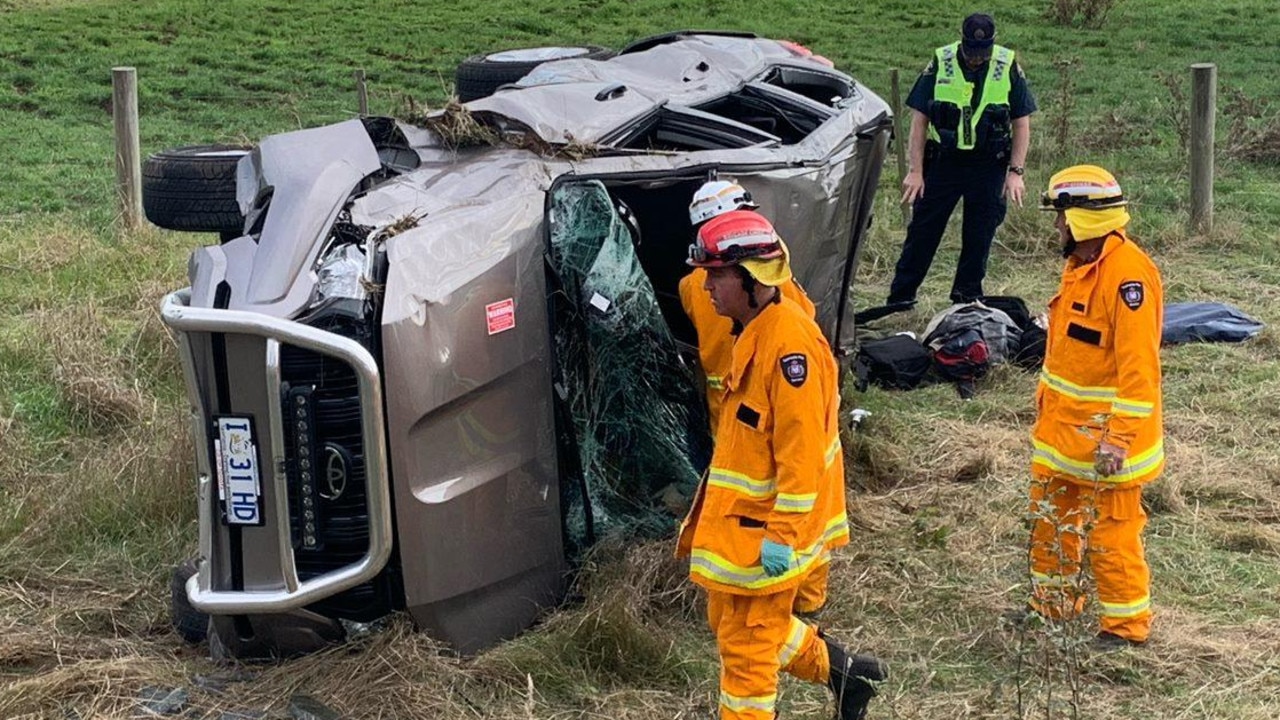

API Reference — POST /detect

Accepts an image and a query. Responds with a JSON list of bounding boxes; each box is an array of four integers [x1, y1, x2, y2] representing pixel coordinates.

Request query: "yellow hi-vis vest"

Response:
[[927, 42, 1014, 151]]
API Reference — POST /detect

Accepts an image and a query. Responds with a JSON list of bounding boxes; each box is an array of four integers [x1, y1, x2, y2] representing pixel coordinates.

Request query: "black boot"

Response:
[[825, 637, 887, 720]]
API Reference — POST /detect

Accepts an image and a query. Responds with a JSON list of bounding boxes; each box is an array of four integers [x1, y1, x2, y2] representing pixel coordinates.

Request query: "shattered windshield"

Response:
[[547, 180, 706, 557]]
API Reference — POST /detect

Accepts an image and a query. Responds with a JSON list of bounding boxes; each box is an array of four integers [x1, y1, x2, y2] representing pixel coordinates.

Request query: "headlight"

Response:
[[310, 243, 368, 310]]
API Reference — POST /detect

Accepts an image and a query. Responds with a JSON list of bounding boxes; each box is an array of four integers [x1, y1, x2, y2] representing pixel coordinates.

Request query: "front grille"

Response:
[[277, 310, 399, 621], [281, 348, 368, 557]]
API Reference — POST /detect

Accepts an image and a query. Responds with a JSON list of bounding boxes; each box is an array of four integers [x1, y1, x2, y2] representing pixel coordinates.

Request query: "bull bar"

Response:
[[160, 289, 393, 614]]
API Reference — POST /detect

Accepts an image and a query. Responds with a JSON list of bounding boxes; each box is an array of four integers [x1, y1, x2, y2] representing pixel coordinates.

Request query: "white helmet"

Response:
[[689, 180, 758, 226]]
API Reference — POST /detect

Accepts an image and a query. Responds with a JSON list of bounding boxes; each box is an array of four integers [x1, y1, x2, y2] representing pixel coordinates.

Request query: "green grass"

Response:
[[3, 0, 1280, 718]]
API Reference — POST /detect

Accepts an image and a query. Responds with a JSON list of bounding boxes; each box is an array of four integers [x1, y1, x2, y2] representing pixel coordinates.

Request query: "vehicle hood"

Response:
[[188, 120, 382, 316]]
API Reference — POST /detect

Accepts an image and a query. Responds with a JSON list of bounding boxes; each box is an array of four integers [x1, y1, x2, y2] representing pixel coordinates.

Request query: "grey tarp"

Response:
[[1163, 302, 1264, 345]]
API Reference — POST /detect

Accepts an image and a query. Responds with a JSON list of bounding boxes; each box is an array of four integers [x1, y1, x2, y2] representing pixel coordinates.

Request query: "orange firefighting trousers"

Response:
[[1028, 473, 1152, 642], [706, 581, 830, 720], [793, 556, 829, 614]]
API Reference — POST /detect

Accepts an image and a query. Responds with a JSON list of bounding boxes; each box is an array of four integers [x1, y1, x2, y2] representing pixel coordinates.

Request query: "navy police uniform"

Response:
[[887, 45, 1037, 305]]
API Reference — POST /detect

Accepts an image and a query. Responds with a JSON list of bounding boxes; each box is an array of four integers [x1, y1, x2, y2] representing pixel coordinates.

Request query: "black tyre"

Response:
[[455, 45, 614, 102], [170, 558, 209, 644], [143, 145, 250, 234]]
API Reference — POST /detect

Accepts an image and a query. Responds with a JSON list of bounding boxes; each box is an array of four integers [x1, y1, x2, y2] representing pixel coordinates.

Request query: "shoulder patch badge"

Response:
[[780, 353, 808, 388], [1119, 281, 1144, 310]]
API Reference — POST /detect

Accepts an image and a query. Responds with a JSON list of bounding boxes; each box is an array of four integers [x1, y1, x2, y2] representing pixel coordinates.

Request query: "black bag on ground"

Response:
[[982, 295, 1045, 369], [1013, 324, 1047, 368], [854, 335, 932, 391]]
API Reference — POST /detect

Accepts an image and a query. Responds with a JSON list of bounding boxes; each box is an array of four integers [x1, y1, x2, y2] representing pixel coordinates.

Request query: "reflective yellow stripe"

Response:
[[777, 617, 808, 669], [690, 515, 848, 589], [1041, 372, 1156, 417], [824, 513, 849, 544], [720, 691, 776, 713], [707, 467, 775, 498], [707, 375, 724, 390], [775, 492, 817, 513], [1110, 397, 1154, 418], [1032, 439, 1164, 483], [1040, 370, 1117, 402], [824, 436, 841, 468], [691, 536, 827, 590], [1100, 595, 1151, 618], [1031, 570, 1072, 589]]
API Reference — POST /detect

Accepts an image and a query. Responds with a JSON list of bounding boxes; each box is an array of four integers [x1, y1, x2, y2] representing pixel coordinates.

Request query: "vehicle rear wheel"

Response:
[[454, 45, 614, 102], [143, 145, 249, 235], [170, 558, 209, 644]]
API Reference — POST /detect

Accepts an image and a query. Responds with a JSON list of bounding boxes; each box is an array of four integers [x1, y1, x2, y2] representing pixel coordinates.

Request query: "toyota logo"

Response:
[[321, 443, 350, 500]]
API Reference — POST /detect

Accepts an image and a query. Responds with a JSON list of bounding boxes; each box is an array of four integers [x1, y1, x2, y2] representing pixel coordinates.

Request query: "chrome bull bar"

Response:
[[160, 289, 393, 614]]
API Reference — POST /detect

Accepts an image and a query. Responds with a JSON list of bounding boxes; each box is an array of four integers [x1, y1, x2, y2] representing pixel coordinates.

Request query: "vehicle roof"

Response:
[[217, 34, 891, 322], [461, 34, 854, 145]]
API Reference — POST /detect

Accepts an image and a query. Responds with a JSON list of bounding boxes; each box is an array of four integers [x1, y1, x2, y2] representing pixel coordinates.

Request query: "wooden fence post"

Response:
[[112, 67, 143, 229], [889, 69, 911, 227], [1190, 63, 1216, 235], [355, 69, 368, 117]]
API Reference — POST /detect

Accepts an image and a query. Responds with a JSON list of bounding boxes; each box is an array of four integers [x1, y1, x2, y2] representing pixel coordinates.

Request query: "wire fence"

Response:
[[2, 68, 421, 224], [43, 62, 1230, 233]]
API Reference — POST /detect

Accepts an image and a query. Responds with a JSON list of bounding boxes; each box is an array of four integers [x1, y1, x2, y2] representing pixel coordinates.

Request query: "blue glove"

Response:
[[760, 539, 794, 577]]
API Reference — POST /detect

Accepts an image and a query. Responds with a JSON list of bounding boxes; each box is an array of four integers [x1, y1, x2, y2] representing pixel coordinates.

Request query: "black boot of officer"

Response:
[[825, 636, 888, 720]]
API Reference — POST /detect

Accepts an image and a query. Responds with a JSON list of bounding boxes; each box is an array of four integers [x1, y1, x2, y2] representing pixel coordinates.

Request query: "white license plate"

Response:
[[214, 416, 264, 526]]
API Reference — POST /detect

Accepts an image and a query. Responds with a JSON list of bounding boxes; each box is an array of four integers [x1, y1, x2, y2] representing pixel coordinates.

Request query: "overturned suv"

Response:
[[151, 31, 892, 658]]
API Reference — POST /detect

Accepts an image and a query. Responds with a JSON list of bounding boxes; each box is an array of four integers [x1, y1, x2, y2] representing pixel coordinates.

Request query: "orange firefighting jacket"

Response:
[[679, 268, 816, 436], [1033, 231, 1164, 487], [676, 297, 849, 595]]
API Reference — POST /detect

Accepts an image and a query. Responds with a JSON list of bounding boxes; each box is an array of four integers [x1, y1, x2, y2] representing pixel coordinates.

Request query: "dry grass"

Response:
[[1047, 0, 1122, 28], [411, 98, 602, 160], [3, 294, 1280, 719], [0, 219, 95, 281], [419, 99, 503, 149], [1221, 86, 1280, 166], [0, 414, 35, 491]]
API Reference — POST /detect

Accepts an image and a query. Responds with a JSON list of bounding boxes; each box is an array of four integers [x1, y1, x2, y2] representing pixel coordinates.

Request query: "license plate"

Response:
[[213, 416, 264, 526]]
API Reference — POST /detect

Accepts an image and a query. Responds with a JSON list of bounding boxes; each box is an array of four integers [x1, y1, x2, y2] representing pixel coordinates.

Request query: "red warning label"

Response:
[[485, 298, 516, 335]]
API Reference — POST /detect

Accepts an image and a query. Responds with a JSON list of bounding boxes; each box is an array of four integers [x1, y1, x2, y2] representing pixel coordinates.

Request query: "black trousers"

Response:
[[888, 155, 1008, 304]]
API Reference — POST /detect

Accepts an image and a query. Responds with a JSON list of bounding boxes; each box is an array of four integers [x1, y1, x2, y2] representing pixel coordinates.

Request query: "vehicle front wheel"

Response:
[[454, 45, 614, 102], [170, 558, 209, 644], [142, 145, 250, 235]]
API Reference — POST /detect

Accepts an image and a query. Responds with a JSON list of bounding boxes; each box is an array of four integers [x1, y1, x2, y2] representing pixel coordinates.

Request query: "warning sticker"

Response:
[[485, 298, 516, 335]]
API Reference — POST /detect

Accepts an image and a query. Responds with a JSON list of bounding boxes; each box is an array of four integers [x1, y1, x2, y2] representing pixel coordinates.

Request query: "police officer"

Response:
[[885, 12, 1037, 309], [1028, 165, 1163, 649], [676, 210, 887, 719]]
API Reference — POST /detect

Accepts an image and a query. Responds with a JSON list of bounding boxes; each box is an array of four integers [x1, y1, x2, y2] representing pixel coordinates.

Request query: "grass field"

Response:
[[2, 0, 1280, 718]]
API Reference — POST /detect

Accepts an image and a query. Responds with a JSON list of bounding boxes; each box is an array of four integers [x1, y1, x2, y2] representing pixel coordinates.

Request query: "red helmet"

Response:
[[687, 210, 783, 267]]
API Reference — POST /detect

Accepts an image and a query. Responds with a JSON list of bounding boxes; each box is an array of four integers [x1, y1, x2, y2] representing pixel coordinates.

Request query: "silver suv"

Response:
[[152, 31, 892, 658]]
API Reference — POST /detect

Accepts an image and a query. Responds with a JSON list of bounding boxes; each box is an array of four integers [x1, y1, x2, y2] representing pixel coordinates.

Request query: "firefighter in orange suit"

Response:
[[675, 210, 887, 719], [678, 180, 829, 616], [1029, 165, 1163, 648]]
